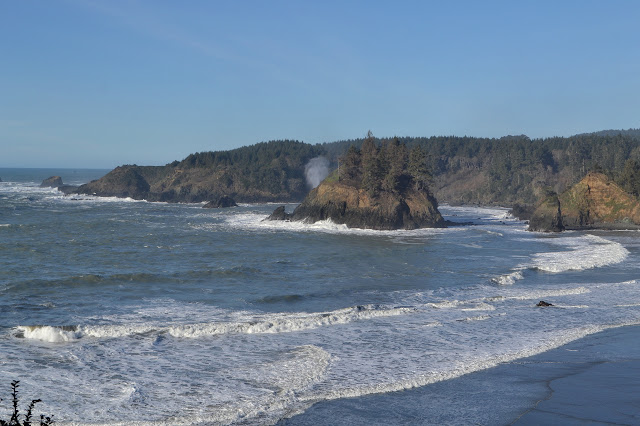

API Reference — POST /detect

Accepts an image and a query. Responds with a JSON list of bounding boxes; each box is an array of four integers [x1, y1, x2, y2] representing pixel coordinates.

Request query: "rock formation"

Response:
[[76, 166, 150, 199], [266, 139, 446, 230], [203, 196, 238, 208], [528, 191, 564, 232], [266, 206, 289, 221], [528, 172, 640, 231], [270, 181, 445, 230], [40, 176, 63, 188]]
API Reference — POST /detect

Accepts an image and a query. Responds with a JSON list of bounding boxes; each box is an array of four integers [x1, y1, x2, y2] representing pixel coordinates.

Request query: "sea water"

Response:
[[0, 168, 639, 425]]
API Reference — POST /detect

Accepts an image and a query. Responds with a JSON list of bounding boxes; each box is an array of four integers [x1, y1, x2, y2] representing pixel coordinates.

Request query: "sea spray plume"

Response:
[[304, 156, 330, 188]]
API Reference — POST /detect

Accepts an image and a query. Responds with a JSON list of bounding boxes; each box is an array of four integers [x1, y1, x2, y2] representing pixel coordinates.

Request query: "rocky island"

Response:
[[528, 172, 640, 231], [266, 137, 445, 230]]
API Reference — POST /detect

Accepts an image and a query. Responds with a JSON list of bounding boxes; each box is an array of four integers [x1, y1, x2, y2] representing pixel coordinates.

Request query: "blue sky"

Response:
[[2, 1, 640, 168]]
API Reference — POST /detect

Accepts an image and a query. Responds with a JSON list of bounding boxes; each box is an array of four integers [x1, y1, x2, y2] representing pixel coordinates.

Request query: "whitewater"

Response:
[[1, 169, 639, 425]]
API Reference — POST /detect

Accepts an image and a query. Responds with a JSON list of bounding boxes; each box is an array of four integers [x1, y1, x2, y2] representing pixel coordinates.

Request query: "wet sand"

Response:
[[279, 325, 640, 425]]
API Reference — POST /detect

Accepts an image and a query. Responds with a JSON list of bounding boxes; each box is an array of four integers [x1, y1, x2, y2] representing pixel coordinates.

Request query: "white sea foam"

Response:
[[17, 325, 79, 343], [492, 270, 524, 285], [457, 314, 492, 322], [530, 234, 628, 273], [170, 304, 416, 337], [298, 322, 640, 405], [502, 286, 591, 300], [491, 235, 628, 286], [220, 212, 455, 237], [17, 304, 417, 342]]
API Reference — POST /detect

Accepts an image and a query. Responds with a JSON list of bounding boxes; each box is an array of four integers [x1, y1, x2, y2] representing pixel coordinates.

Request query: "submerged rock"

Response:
[[536, 300, 554, 307], [40, 176, 63, 188], [509, 203, 535, 221], [58, 184, 79, 195], [203, 196, 238, 208]]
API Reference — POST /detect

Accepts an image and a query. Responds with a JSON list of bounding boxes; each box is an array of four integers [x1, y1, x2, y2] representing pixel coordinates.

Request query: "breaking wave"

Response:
[[16, 304, 417, 342]]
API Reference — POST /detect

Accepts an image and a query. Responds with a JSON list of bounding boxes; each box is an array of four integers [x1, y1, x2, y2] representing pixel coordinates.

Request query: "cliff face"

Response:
[[528, 172, 640, 231], [271, 181, 445, 230]]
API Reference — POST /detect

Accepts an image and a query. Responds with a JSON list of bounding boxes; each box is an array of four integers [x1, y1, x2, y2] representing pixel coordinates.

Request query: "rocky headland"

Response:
[[73, 141, 321, 203], [527, 172, 640, 231]]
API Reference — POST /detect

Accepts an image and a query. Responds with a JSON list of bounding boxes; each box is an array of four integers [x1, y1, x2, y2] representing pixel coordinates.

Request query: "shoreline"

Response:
[[279, 324, 640, 425]]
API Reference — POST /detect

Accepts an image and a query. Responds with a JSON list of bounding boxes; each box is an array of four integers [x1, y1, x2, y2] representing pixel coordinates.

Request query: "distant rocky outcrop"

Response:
[[76, 166, 150, 199], [203, 196, 238, 208], [528, 172, 640, 231], [40, 176, 63, 188]]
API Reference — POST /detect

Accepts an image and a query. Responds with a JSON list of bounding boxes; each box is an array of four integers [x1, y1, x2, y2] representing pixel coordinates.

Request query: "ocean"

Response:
[[1, 168, 639, 425]]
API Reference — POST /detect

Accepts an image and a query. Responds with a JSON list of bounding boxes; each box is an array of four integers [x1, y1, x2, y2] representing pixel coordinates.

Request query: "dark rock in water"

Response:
[[528, 191, 564, 232], [510, 203, 535, 221], [58, 185, 79, 195], [266, 206, 291, 221], [40, 176, 63, 188], [203, 196, 238, 208], [536, 300, 554, 307]]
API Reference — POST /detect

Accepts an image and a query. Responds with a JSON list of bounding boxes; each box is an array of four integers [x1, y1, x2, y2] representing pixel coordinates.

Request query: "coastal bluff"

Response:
[[528, 172, 640, 231]]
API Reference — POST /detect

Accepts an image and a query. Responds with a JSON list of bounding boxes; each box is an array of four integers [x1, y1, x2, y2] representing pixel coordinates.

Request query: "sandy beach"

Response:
[[279, 325, 640, 425]]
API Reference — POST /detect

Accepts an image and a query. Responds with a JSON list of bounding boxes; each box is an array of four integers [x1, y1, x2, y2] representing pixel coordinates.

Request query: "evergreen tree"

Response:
[[361, 132, 382, 196], [382, 138, 407, 193], [408, 145, 432, 191], [617, 159, 640, 197], [341, 146, 361, 184]]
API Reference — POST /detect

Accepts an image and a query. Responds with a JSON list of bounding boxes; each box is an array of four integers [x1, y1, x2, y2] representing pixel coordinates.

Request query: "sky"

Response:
[[1, 0, 640, 168]]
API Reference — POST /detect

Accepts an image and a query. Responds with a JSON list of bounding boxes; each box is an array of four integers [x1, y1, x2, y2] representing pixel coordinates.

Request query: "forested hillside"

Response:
[[78, 131, 640, 206], [324, 131, 640, 205]]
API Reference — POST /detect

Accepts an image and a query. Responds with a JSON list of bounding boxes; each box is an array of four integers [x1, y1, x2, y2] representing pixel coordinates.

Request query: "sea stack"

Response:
[[40, 176, 63, 188], [267, 137, 445, 230]]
